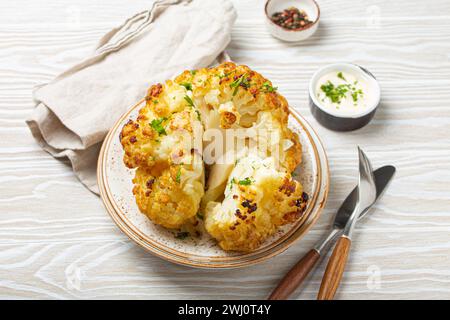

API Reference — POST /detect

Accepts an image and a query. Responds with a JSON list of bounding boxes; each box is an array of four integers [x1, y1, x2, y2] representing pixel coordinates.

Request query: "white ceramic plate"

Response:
[[98, 99, 329, 268]]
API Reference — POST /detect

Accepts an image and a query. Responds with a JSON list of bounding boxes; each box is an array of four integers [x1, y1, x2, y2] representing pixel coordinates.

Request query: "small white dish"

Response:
[[265, 0, 320, 42], [309, 63, 381, 131]]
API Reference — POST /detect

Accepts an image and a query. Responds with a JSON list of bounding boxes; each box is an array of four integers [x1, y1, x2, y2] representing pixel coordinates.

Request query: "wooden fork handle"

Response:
[[268, 249, 320, 300], [317, 236, 352, 300]]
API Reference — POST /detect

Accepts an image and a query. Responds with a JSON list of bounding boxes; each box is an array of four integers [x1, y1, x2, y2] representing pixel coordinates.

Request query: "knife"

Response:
[[268, 161, 396, 300], [317, 147, 377, 300]]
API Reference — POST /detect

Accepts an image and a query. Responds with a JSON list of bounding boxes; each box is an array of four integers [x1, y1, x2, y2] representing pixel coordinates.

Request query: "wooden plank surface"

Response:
[[0, 0, 449, 299]]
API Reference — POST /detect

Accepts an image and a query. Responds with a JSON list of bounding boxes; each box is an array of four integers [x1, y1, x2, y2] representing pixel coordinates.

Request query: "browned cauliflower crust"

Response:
[[204, 155, 308, 252], [174, 62, 291, 131], [121, 82, 202, 169], [120, 62, 305, 250], [120, 80, 204, 229], [132, 157, 204, 229]]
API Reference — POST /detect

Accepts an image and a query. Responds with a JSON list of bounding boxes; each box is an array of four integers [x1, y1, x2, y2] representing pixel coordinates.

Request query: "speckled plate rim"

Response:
[[98, 99, 329, 269]]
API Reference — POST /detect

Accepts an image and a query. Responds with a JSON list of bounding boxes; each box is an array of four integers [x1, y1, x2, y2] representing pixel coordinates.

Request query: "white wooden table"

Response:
[[1, 0, 449, 299]]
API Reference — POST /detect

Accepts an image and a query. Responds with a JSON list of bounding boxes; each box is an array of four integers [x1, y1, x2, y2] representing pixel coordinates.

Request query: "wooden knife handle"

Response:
[[317, 236, 352, 300], [268, 249, 320, 300]]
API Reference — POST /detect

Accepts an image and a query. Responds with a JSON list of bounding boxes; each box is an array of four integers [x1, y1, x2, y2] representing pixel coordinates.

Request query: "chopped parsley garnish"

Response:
[[175, 231, 189, 239], [180, 82, 193, 91], [229, 177, 236, 190], [153, 100, 159, 104], [337, 72, 346, 81], [218, 71, 233, 79], [150, 117, 167, 135], [261, 81, 278, 93], [190, 70, 197, 76], [195, 110, 201, 121], [196, 212, 204, 220], [175, 167, 181, 183], [230, 73, 250, 96], [238, 177, 253, 186], [184, 95, 194, 107]]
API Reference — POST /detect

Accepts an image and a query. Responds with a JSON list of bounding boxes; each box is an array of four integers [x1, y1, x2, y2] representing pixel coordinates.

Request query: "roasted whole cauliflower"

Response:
[[120, 62, 307, 251]]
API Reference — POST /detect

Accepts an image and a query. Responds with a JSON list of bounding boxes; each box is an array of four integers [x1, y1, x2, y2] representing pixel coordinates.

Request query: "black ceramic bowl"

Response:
[[309, 63, 381, 131]]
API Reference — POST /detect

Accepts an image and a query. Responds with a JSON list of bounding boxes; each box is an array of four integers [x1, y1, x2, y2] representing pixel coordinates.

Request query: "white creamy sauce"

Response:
[[315, 70, 372, 116]]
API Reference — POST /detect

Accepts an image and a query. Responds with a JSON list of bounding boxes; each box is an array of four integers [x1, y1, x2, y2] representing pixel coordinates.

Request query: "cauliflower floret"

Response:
[[204, 89, 220, 107], [248, 111, 301, 173], [204, 155, 308, 252], [164, 82, 189, 113], [132, 154, 204, 229], [121, 80, 204, 228], [121, 89, 202, 169], [218, 101, 241, 129]]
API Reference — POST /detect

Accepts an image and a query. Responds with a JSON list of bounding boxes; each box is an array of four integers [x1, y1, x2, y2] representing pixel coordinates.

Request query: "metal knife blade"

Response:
[[333, 165, 396, 230], [355, 147, 377, 216]]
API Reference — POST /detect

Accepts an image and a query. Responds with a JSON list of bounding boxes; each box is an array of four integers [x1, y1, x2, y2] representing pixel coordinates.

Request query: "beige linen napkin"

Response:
[[26, 0, 236, 194]]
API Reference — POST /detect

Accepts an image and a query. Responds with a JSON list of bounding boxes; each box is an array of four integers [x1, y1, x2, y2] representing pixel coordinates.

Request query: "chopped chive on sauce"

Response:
[[320, 81, 348, 104], [196, 212, 204, 220], [320, 81, 363, 105], [352, 89, 363, 102], [316, 70, 369, 113], [337, 72, 346, 81]]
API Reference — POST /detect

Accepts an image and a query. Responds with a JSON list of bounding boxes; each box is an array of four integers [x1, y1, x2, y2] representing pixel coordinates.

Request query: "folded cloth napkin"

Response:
[[26, 0, 236, 194]]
